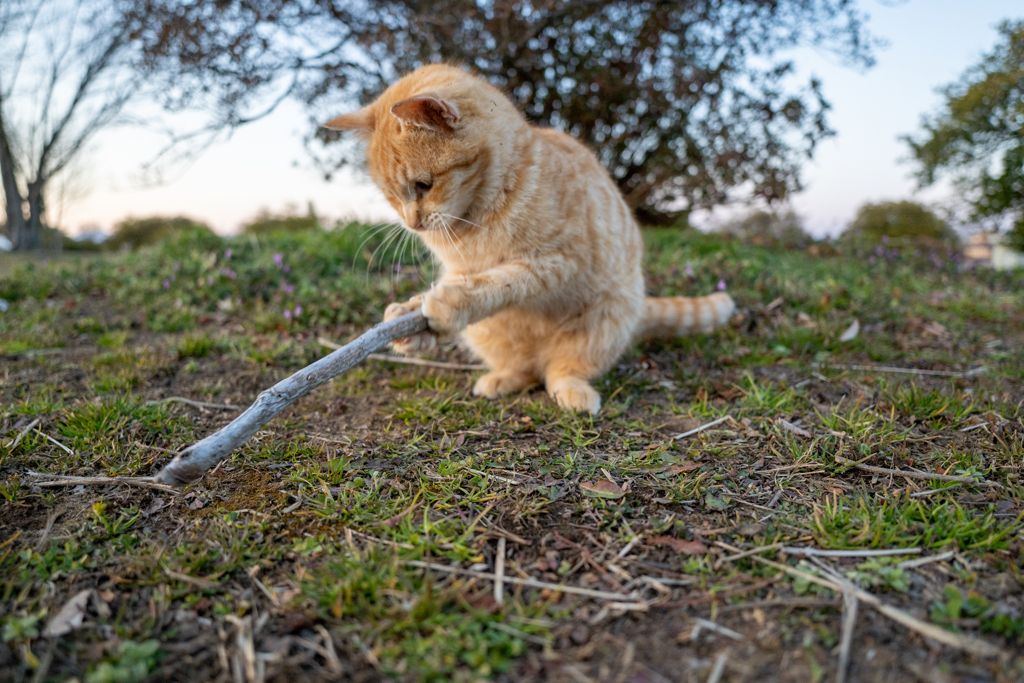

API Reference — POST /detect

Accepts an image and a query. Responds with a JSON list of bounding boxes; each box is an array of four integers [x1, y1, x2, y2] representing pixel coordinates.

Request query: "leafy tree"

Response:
[[0, 0, 156, 250], [133, 0, 879, 223], [905, 20, 1024, 251], [718, 208, 810, 248], [839, 200, 958, 249], [105, 215, 214, 251], [243, 204, 321, 235]]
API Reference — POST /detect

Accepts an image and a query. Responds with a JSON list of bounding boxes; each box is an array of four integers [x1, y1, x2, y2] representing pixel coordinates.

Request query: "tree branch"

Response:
[[154, 311, 429, 486]]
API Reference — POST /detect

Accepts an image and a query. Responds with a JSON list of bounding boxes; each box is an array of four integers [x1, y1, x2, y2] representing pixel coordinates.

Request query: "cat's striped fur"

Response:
[[324, 65, 733, 413]]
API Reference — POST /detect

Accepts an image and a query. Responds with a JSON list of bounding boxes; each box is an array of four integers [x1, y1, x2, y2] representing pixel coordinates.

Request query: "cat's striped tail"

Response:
[[639, 293, 735, 338]]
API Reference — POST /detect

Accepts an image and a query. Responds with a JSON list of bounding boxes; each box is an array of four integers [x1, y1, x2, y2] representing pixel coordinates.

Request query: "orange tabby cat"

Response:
[[324, 64, 734, 414]]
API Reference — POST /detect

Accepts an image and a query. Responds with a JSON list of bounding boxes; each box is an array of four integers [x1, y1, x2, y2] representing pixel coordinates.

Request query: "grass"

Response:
[[0, 224, 1022, 682]]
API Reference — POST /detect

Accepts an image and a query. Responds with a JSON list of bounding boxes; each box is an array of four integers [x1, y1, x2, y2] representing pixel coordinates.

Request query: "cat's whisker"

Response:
[[352, 221, 401, 275], [441, 213, 487, 231], [438, 215, 467, 264], [368, 223, 406, 278]]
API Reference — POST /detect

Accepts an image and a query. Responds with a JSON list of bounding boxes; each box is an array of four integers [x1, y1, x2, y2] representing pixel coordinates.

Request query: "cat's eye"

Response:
[[415, 180, 433, 198]]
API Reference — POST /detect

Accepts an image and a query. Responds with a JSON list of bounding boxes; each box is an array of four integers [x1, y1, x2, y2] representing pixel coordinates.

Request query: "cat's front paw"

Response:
[[384, 297, 436, 356], [421, 281, 472, 336]]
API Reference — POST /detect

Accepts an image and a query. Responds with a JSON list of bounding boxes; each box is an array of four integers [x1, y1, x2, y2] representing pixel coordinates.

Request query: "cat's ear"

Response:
[[322, 106, 375, 132], [390, 95, 460, 132]]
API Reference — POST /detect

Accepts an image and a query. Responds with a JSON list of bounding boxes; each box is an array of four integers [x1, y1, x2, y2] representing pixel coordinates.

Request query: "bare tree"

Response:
[[0, 0, 144, 250]]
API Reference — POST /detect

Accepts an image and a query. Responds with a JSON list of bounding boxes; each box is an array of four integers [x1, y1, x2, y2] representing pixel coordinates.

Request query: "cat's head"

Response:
[[323, 65, 523, 237]]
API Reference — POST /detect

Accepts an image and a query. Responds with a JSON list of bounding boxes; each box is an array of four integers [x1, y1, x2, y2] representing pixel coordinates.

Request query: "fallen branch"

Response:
[[714, 541, 1003, 658], [405, 559, 645, 603], [781, 546, 921, 558], [816, 363, 986, 378], [673, 415, 732, 440], [318, 337, 485, 371], [155, 312, 427, 485], [146, 397, 240, 411], [834, 455, 988, 485], [8, 418, 41, 450], [25, 472, 177, 493]]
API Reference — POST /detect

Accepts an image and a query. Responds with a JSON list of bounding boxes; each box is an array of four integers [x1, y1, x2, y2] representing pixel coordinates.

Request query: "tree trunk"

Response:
[[0, 119, 26, 248], [24, 180, 43, 251]]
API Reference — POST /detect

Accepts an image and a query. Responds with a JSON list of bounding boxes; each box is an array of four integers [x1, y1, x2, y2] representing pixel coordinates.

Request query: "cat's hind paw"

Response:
[[548, 378, 601, 415], [473, 371, 534, 399]]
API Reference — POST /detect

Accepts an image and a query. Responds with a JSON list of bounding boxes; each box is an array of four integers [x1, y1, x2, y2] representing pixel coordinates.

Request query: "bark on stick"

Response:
[[155, 312, 428, 486]]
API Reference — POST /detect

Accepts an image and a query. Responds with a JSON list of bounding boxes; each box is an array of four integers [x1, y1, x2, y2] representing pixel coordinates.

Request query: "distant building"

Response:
[[964, 232, 1024, 271]]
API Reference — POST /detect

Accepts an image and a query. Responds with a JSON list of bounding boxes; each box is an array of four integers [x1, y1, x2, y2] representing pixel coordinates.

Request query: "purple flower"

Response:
[[881, 235, 889, 245], [283, 264, 291, 273], [273, 253, 283, 266], [294, 304, 303, 316], [225, 248, 232, 260], [283, 284, 294, 294], [228, 270, 237, 280], [685, 265, 693, 277], [717, 279, 726, 291], [207, 276, 214, 285], [868, 255, 876, 265], [162, 278, 170, 289], [284, 309, 292, 319]]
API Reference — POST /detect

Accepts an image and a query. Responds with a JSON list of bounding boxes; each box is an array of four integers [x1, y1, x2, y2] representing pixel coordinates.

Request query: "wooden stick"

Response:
[[714, 541, 1003, 658], [318, 338, 485, 371], [155, 312, 428, 486], [146, 397, 240, 411], [26, 472, 178, 493], [781, 546, 921, 558], [673, 415, 731, 440], [817, 363, 986, 378], [834, 456, 986, 485], [404, 559, 645, 602]]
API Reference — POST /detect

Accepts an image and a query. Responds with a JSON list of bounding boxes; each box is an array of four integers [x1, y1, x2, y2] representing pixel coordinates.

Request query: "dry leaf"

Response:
[[579, 479, 625, 499], [648, 536, 708, 555], [839, 319, 860, 342], [43, 589, 92, 637]]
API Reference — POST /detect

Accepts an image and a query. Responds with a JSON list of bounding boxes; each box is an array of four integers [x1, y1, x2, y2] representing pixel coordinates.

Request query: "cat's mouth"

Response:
[[412, 221, 426, 231]]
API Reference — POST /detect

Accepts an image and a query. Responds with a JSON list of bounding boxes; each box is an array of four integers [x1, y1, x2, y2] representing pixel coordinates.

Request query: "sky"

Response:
[[56, 0, 1023, 239]]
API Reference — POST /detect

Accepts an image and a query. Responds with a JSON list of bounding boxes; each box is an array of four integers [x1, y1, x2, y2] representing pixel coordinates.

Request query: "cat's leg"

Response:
[[463, 311, 542, 399], [544, 349, 602, 414], [472, 371, 535, 399], [383, 294, 437, 356], [541, 304, 639, 415]]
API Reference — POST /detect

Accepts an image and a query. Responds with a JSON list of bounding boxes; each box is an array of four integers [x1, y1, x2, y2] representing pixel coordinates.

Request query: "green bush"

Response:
[[718, 209, 811, 249], [840, 201, 959, 250], [243, 204, 320, 235], [106, 216, 216, 252]]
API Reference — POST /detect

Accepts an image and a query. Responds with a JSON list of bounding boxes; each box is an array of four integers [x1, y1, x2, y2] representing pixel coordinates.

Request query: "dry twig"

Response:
[[405, 559, 645, 603], [318, 337, 485, 370], [155, 312, 427, 485], [673, 415, 732, 440], [714, 541, 1002, 658], [834, 456, 989, 485], [147, 397, 240, 411], [25, 471, 178, 493]]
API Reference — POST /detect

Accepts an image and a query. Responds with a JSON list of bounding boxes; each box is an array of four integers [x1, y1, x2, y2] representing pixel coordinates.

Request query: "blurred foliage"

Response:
[[105, 216, 216, 252], [242, 203, 321, 235], [839, 201, 959, 250], [132, 0, 878, 223], [717, 209, 811, 249], [905, 20, 1024, 250]]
